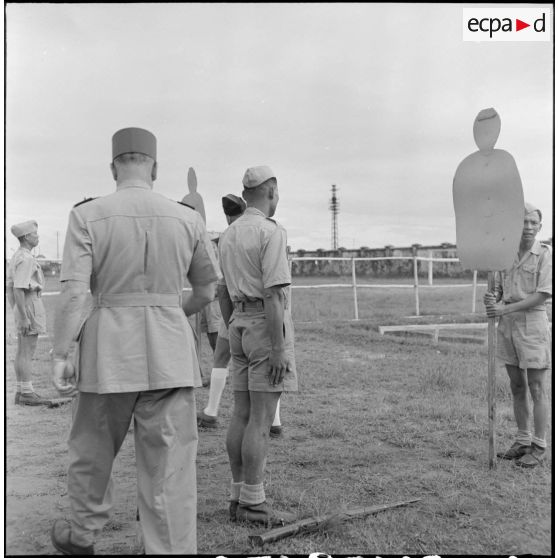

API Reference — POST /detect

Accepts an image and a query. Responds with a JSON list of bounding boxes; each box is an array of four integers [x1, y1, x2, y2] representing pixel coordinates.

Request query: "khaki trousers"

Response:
[[67, 388, 197, 554]]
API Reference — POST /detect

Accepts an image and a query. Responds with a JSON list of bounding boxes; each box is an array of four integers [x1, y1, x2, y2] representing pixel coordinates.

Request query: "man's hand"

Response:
[[268, 348, 291, 386], [52, 359, 78, 397], [483, 291, 498, 307], [485, 301, 505, 319], [19, 317, 32, 336]]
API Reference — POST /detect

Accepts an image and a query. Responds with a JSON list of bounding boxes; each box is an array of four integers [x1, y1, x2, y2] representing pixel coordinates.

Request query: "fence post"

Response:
[[428, 250, 433, 286], [351, 258, 359, 320], [413, 255, 420, 316], [472, 270, 478, 313]]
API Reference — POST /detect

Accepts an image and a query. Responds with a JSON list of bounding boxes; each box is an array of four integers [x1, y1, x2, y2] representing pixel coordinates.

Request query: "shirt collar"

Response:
[[116, 179, 152, 191], [529, 240, 542, 255], [244, 207, 266, 218]]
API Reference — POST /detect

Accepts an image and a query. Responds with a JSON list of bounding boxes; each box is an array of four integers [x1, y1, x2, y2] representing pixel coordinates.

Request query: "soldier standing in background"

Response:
[[7, 220, 50, 406]]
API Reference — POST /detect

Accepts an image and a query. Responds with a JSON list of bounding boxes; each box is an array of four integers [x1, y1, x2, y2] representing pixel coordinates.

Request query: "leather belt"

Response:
[[94, 293, 181, 308], [233, 299, 265, 312]]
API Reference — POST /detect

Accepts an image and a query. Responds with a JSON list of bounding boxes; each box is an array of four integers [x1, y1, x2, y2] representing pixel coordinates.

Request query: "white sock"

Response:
[[230, 481, 244, 502], [20, 381, 33, 394], [532, 436, 546, 449], [16, 382, 22, 393], [239, 482, 265, 506], [272, 397, 281, 426], [204, 368, 228, 416], [515, 430, 532, 446]]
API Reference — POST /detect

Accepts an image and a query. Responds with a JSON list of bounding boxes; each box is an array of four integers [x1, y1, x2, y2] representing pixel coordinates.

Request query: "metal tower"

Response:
[[329, 184, 339, 250]]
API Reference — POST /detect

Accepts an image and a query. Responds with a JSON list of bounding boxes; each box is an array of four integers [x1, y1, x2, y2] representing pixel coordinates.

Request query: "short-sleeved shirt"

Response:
[[7, 247, 44, 292], [494, 240, 552, 311], [218, 207, 291, 300], [60, 179, 221, 394]]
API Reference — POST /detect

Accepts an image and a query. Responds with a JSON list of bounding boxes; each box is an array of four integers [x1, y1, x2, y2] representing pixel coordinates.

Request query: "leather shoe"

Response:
[[236, 501, 297, 526], [497, 442, 531, 460], [229, 500, 239, 522], [17, 392, 50, 406], [197, 410, 218, 428], [51, 519, 95, 555], [269, 425, 283, 438]]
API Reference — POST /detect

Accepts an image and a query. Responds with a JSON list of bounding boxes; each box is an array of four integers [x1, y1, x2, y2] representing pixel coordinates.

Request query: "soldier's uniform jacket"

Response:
[[218, 207, 291, 300], [7, 246, 45, 292], [494, 240, 552, 311], [60, 179, 220, 393], [7, 246, 47, 335]]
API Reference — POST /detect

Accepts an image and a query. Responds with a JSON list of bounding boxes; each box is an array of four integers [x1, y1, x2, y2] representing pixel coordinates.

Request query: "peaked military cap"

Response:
[[222, 194, 246, 216], [11, 220, 38, 238], [242, 166, 276, 189], [112, 127, 157, 161]]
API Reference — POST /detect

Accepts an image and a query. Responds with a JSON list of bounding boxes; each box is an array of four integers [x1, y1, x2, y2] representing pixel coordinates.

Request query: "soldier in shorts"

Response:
[[484, 202, 552, 468], [218, 167, 297, 525], [7, 220, 49, 406], [198, 194, 283, 437]]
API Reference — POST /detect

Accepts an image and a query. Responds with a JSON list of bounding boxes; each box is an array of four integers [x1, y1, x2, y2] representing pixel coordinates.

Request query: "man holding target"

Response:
[[484, 203, 552, 468]]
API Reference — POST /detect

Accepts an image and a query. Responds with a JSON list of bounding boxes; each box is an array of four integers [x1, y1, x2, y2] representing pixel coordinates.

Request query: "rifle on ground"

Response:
[[249, 497, 421, 546]]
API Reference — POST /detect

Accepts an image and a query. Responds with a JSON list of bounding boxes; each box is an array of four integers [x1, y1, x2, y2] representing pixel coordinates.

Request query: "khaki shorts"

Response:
[[14, 290, 47, 336], [497, 311, 551, 370], [200, 299, 222, 333], [229, 310, 298, 392]]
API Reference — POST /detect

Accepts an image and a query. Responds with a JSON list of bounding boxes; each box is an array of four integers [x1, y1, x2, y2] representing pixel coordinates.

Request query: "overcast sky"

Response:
[[5, 3, 554, 259]]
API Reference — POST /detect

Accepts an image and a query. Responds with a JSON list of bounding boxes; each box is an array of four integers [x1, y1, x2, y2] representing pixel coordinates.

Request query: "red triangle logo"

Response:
[[516, 19, 530, 31]]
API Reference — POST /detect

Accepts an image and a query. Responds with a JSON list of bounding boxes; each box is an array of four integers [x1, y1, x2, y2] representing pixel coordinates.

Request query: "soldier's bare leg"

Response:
[[527, 368, 548, 443], [226, 391, 250, 481], [15, 333, 38, 385], [241, 391, 280, 483], [505, 365, 530, 433]]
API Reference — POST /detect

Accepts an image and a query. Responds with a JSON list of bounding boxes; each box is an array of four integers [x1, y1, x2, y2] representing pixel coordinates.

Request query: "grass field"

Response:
[[4, 276, 553, 555]]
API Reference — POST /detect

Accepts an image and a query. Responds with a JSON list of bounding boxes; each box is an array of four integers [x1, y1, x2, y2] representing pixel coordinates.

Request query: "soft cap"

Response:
[[524, 202, 542, 220], [11, 220, 38, 238], [112, 127, 157, 161], [222, 194, 246, 216], [242, 166, 275, 189]]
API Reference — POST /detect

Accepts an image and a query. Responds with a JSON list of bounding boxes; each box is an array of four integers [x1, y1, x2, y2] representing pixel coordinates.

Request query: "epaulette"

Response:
[[178, 200, 195, 210], [73, 197, 98, 208]]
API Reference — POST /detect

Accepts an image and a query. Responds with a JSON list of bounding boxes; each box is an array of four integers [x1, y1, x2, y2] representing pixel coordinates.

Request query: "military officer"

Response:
[[218, 166, 297, 526], [7, 220, 49, 405], [484, 202, 552, 468], [50, 127, 220, 554]]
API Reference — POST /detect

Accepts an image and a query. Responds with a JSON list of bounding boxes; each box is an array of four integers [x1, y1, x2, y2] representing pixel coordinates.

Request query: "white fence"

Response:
[[41, 254, 482, 319], [289, 255, 481, 318]]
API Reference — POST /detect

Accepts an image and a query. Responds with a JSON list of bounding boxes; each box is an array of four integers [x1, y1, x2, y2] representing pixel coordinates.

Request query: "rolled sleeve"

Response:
[[60, 209, 93, 283], [536, 247, 553, 296], [262, 226, 291, 289]]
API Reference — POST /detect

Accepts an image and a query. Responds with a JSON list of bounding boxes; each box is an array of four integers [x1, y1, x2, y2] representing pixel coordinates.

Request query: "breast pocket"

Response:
[[519, 263, 537, 294]]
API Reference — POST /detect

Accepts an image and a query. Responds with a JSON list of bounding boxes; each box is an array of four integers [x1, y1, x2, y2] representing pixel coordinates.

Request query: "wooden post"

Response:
[[471, 270, 478, 313], [428, 250, 433, 286], [413, 255, 420, 316], [351, 258, 359, 320], [487, 271, 496, 469]]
